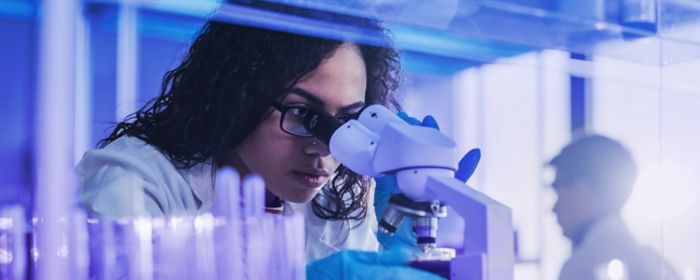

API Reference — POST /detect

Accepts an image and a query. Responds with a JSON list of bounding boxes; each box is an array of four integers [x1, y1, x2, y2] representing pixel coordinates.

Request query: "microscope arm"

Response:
[[426, 176, 514, 279]]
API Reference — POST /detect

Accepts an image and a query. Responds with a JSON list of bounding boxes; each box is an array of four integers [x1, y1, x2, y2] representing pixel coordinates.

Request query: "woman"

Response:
[[76, 2, 452, 278]]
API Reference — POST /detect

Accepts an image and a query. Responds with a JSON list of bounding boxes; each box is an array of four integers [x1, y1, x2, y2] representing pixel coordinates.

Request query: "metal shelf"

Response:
[[17, 0, 699, 66]]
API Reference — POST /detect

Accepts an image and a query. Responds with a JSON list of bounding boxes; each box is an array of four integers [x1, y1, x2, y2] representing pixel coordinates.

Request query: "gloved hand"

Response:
[[374, 112, 481, 251], [306, 249, 445, 280]]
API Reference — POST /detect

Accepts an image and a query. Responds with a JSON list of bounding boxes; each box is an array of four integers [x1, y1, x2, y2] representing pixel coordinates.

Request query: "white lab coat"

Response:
[[558, 215, 680, 280], [76, 136, 380, 263]]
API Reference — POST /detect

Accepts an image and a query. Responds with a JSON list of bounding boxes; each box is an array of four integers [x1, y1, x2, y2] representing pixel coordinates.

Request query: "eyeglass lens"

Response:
[[282, 107, 313, 137]]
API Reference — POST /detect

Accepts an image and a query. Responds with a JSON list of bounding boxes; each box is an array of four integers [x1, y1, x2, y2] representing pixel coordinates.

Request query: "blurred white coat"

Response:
[[559, 215, 680, 280]]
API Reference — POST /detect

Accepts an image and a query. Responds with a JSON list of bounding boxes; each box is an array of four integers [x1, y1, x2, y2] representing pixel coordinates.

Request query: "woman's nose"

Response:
[[304, 138, 331, 157]]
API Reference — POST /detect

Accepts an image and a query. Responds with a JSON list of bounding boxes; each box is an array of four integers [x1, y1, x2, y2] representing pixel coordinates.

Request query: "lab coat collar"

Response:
[[284, 199, 350, 261], [184, 161, 215, 211]]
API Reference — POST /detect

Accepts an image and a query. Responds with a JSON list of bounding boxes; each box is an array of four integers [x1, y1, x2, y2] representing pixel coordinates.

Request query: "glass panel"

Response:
[[4, 0, 700, 279], [401, 51, 570, 279], [659, 63, 700, 279]]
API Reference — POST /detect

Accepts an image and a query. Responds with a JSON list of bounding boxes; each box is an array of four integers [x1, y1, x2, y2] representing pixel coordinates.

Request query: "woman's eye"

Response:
[[289, 107, 310, 117]]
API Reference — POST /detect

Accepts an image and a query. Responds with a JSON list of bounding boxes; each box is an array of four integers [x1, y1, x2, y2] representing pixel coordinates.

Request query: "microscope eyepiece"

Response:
[[302, 108, 343, 145]]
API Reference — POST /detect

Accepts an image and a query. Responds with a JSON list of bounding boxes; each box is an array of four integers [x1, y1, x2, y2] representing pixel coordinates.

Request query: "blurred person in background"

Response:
[[549, 134, 680, 280]]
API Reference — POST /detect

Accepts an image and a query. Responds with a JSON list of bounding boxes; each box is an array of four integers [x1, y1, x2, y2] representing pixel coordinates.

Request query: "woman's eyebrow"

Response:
[[288, 88, 324, 107], [288, 88, 365, 113]]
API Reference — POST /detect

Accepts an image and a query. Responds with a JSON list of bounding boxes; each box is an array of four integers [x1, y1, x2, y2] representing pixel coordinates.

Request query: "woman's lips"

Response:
[[292, 171, 326, 189]]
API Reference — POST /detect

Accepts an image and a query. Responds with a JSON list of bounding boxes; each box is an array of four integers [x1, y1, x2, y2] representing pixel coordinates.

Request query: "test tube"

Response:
[[242, 174, 266, 279], [127, 217, 154, 280], [70, 210, 89, 280], [87, 218, 116, 280], [0, 206, 27, 280], [269, 214, 305, 280], [193, 213, 216, 279], [212, 167, 244, 279], [285, 214, 306, 280], [242, 174, 265, 218], [154, 216, 194, 280], [211, 167, 241, 220]]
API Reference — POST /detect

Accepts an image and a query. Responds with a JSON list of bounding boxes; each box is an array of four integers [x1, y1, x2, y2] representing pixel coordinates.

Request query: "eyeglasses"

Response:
[[271, 101, 358, 138]]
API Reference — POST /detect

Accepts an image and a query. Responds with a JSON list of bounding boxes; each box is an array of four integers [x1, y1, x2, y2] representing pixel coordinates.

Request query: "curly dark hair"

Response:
[[99, 2, 401, 224]]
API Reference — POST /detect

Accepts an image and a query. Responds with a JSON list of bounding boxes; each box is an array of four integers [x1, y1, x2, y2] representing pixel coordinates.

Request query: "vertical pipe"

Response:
[[35, 0, 77, 279], [116, 1, 139, 121], [535, 51, 545, 279], [656, 17, 667, 279], [74, 3, 91, 165], [569, 53, 587, 133], [475, 68, 486, 192]]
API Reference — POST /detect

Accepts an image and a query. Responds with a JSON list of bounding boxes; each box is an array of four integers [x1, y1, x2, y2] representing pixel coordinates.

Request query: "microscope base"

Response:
[[411, 254, 485, 280]]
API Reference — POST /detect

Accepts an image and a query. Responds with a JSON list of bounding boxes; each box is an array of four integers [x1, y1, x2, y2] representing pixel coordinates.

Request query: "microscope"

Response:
[[303, 104, 514, 279]]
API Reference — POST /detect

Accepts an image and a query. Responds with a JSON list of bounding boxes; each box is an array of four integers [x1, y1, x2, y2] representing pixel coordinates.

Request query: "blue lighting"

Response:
[[390, 24, 533, 64], [401, 51, 478, 75], [0, 0, 35, 19], [137, 16, 202, 42]]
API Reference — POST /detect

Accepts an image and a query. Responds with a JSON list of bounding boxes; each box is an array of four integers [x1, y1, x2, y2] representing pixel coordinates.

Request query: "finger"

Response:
[[455, 148, 481, 182], [373, 174, 399, 222], [421, 115, 440, 131], [374, 175, 398, 194], [397, 112, 421, 125]]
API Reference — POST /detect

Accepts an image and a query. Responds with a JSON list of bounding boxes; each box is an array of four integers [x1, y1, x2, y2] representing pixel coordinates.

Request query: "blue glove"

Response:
[[374, 112, 481, 251], [306, 250, 445, 280], [455, 148, 481, 183]]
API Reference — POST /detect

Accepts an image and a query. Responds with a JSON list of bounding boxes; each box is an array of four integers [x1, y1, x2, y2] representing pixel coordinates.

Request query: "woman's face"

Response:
[[232, 43, 367, 203]]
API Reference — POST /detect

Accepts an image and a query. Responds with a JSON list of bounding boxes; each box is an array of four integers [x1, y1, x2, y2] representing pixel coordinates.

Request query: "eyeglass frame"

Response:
[[271, 101, 360, 138]]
